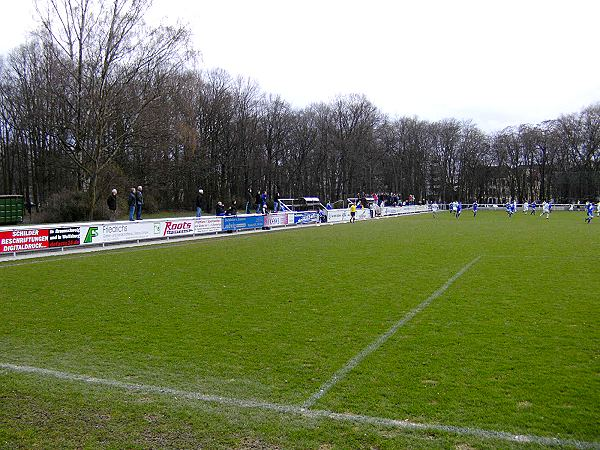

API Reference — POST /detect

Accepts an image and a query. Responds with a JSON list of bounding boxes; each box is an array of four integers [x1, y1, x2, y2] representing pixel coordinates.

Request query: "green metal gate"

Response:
[[0, 195, 24, 225]]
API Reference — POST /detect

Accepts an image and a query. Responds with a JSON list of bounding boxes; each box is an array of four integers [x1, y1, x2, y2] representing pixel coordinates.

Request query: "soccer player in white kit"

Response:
[[541, 201, 550, 219], [523, 201, 529, 213]]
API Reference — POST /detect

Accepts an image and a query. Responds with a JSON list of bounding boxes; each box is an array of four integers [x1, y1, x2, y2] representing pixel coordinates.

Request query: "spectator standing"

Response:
[[136, 185, 144, 220], [274, 191, 280, 212], [245, 188, 253, 214], [107, 188, 118, 221], [261, 190, 268, 211], [128, 187, 136, 221], [255, 190, 261, 213], [196, 189, 204, 218]]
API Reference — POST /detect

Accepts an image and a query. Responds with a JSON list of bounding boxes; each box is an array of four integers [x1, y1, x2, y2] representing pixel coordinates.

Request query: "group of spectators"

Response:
[[106, 186, 143, 221], [194, 188, 283, 218], [350, 192, 422, 209], [246, 189, 283, 214]]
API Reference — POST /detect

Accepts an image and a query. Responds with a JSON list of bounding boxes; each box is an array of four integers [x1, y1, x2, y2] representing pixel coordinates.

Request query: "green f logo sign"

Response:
[[84, 227, 98, 243]]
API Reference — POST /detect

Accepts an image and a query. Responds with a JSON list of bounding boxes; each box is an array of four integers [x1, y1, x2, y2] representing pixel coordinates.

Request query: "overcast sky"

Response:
[[1, 0, 598, 132]]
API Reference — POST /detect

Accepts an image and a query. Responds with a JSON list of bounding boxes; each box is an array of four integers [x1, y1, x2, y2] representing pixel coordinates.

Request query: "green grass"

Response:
[[1, 210, 598, 448]]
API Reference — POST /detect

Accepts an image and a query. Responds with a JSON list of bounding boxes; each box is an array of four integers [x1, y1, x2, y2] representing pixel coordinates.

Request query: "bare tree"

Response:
[[33, 0, 192, 218]]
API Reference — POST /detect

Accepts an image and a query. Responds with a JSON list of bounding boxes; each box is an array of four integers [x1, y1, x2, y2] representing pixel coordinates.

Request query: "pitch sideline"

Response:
[[0, 362, 597, 449]]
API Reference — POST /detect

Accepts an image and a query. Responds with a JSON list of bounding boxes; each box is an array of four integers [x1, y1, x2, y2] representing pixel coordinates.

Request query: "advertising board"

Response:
[[293, 212, 319, 224], [264, 213, 288, 227], [162, 219, 195, 237], [326, 209, 370, 223], [381, 205, 428, 216], [48, 227, 81, 248], [194, 217, 223, 234], [0, 228, 49, 253], [81, 221, 160, 245], [223, 215, 265, 231]]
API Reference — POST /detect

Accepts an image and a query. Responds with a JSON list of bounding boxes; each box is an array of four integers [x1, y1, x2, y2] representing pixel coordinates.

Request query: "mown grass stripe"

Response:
[[301, 256, 481, 409], [1, 362, 597, 449]]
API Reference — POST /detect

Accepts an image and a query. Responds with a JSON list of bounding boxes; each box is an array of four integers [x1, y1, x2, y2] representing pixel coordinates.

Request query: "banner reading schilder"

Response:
[[0, 228, 49, 253]]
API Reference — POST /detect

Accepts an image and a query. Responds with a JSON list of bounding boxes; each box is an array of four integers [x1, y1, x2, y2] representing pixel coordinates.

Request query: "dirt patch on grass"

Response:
[[237, 437, 280, 449], [144, 413, 163, 423], [455, 444, 477, 450], [517, 401, 532, 409]]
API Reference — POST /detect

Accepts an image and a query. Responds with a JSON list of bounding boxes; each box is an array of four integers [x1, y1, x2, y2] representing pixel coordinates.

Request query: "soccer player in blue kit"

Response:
[[585, 202, 594, 223], [456, 201, 462, 218], [530, 201, 537, 215], [472, 201, 478, 217]]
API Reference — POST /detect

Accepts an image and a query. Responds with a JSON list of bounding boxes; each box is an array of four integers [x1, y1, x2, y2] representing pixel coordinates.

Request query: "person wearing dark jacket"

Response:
[[107, 188, 118, 221], [227, 200, 238, 216], [215, 201, 226, 216], [255, 191, 261, 213], [196, 189, 204, 217], [136, 185, 143, 220], [128, 187, 136, 221], [245, 188, 252, 214]]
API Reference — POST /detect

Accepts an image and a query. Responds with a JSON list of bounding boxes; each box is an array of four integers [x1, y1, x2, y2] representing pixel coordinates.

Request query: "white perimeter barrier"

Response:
[[0, 206, 430, 258]]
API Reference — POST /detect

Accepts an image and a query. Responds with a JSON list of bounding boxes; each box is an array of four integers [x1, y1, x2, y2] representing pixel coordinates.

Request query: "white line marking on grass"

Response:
[[1, 362, 597, 449], [302, 256, 481, 409], [484, 255, 596, 260]]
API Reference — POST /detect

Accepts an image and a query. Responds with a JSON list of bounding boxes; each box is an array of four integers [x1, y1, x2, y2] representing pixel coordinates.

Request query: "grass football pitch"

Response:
[[1, 210, 598, 449]]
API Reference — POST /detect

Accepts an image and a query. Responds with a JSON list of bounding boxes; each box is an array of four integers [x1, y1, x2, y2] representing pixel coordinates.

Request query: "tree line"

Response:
[[1, 0, 599, 220]]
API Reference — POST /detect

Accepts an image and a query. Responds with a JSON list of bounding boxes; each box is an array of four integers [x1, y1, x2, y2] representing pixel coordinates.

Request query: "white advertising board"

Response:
[[326, 208, 371, 223], [81, 221, 161, 245], [194, 217, 223, 234], [162, 219, 195, 237], [265, 213, 288, 227], [381, 205, 428, 216]]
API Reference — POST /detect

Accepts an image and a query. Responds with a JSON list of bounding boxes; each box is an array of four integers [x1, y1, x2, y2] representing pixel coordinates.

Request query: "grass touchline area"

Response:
[[1, 362, 597, 449]]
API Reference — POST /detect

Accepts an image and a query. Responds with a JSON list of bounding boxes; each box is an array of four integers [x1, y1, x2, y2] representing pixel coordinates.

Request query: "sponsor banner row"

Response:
[[0, 208, 428, 254], [1, 215, 294, 253]]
